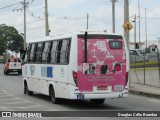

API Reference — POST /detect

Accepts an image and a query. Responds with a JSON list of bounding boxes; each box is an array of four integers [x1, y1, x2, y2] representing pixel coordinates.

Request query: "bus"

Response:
[[22, 31, 129, 104]]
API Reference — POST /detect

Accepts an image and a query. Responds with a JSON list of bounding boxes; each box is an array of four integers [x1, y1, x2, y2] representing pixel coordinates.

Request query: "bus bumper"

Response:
[[71, 89, 129, 100]]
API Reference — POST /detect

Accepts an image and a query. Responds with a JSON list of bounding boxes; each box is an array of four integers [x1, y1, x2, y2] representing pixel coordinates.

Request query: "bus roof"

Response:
[[27, 32, 123, 44]]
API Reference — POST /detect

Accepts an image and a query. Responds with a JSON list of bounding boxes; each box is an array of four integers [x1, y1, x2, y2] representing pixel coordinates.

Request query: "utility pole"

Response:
[[111, 0, 118, 33], [145, 8, 147, 49], [124, 0, 130, 49], [134, 14, 136, 49], [45, 0, 49, 36], [138, 0, 140, 49], [23, 0, 27, 49], [87, 13, 89, 30], [14, 1, 29, 49]]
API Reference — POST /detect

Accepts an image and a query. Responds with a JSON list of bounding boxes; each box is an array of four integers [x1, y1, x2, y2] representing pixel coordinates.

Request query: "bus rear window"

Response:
[[109, 41, 122, 49]]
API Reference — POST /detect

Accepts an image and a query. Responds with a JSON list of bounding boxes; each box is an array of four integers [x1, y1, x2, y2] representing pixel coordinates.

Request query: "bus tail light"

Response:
[[114, 63, 121, 71], [125, 72, 129, 86], [6, 62, 10, 70], [73, 71, 77, 86]]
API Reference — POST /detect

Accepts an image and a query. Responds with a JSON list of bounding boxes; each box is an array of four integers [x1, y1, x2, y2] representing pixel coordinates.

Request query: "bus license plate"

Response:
[[77, 93, 85, 99], [97, 86, 108, 90]]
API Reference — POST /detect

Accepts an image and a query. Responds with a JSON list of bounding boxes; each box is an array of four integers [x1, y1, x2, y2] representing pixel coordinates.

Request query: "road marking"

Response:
[[6, 105, 42, 109], [0, 97, 20, 101], [0, 88, 56, 112], [2, 101, 31, 105], [0, 106, 12, 111]]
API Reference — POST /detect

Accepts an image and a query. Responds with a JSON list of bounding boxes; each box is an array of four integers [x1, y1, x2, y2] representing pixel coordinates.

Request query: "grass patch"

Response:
[[130, 61, 158, 67]]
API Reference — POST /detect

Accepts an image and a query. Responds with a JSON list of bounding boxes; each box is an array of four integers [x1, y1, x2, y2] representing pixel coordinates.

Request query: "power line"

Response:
[[50, 0, 89, 16], [0, 2, 20, 10], [15, 19, 44, 27]]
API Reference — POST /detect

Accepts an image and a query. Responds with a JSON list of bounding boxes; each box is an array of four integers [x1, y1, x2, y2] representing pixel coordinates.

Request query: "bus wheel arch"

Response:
[[24, 80, 33, 95], [49, 84, 58, 104]]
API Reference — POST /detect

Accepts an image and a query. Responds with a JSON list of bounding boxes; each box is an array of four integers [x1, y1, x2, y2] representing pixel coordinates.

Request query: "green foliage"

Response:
[[0, 24, 24, 53]]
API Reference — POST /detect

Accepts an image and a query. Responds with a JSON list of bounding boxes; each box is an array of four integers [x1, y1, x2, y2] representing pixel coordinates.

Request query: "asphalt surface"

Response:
[[0, 64, 160, 119]]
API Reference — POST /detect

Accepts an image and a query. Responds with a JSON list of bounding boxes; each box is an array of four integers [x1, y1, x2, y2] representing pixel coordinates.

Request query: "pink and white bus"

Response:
[[22, 31, 129, 104]]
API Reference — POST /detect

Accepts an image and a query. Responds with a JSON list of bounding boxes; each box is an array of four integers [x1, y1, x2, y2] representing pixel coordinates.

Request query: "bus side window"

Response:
[[60, 40, 70, 64], [57, 41, 62, 63], [42, 42, 49, 63], [35, 43, 43, 63], [29, 44, 36, 62], [66, 40, 71, 63], [47, 42, 52, 63], [50, 41, 58, 64]]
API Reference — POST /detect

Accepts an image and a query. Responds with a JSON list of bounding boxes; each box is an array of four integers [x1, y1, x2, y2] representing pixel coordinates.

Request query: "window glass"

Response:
[[42, 42, 49, 63], [50, 41, 58, 63], [60, 40, 70, 64], [47, 39, 71, 64], [61, 40, 68, 51], [29, 44, 35, 62], [109, 41, 122, 49], [51, 41, 58, 52], [35, 43, 42, 62]]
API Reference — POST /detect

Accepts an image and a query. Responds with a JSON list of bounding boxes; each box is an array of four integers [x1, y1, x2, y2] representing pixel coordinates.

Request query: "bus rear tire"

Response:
[[5, 70, 8, 75], [24, 82, 33, 95], [90, 99, 105, 104], [50, 87, 58, 104]]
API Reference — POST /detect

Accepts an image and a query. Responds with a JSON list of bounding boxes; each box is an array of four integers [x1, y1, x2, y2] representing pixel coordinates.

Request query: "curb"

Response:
[[129, 89, 160, 99]]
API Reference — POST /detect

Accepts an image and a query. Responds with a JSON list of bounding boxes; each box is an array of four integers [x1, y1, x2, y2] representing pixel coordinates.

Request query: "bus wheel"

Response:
[[90, 99, 105, 104], [50, 87, 58, 104], [24, 82, 33, 95], [5, 70, 8, 75], [18, 72, 22, 75]]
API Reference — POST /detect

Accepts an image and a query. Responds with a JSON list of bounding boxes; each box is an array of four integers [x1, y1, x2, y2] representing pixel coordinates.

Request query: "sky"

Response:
[[0, 0, 160, 46]]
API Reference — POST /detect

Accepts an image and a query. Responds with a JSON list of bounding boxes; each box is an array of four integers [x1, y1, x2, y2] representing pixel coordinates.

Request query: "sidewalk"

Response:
[[129, 83, 160, 99]]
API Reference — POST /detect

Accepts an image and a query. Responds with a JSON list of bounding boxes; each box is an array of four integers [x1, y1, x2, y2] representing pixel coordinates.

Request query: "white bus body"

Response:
[[22, 32, 129, 104]]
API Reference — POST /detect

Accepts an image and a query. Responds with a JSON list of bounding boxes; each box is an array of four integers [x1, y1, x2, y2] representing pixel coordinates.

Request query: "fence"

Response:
[[130, 49, 160, 87]]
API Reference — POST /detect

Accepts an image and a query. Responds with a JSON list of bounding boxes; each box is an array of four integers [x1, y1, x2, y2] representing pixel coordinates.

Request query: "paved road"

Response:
[[0, 64, 160, 119]]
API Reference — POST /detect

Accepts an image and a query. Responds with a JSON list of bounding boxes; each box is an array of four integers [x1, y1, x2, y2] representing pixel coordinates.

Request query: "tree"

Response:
[[0, 24, 24, 53]]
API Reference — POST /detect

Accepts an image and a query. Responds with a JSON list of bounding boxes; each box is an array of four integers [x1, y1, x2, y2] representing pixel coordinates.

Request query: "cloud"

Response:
[[1, 0, 160, 46]]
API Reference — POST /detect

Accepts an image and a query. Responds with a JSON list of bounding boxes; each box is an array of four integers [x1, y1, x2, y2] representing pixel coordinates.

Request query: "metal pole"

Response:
[[134, 14, 136, 69], [112, 0, 115, 33], [124, 0, 130, 49], [157, 48, 160, 87], [124, 0, 130, 86], [138, 0, 140, 49], [24, 0, 26, 49], [87, 13, 89, 30], [144, 51, 145, 85], [45, 0, 49, 36], [134, 14, 136, 50], [145, 8, 147, 49], [143, 8, 147, 85]]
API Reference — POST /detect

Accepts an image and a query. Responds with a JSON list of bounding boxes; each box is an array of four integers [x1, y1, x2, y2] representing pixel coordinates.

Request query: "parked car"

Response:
[[130, 50, 149, 63], [4, 56, 22, 75]]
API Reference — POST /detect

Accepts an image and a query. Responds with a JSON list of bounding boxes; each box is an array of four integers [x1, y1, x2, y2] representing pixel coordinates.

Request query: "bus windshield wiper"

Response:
[[84, 31, 88, 63]]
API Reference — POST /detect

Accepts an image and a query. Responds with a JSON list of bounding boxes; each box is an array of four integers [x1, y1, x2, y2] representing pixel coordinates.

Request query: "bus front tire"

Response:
[[24, 82, 33, 95], [50, 87, 58, 104], [90, 99, 105, 104]]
